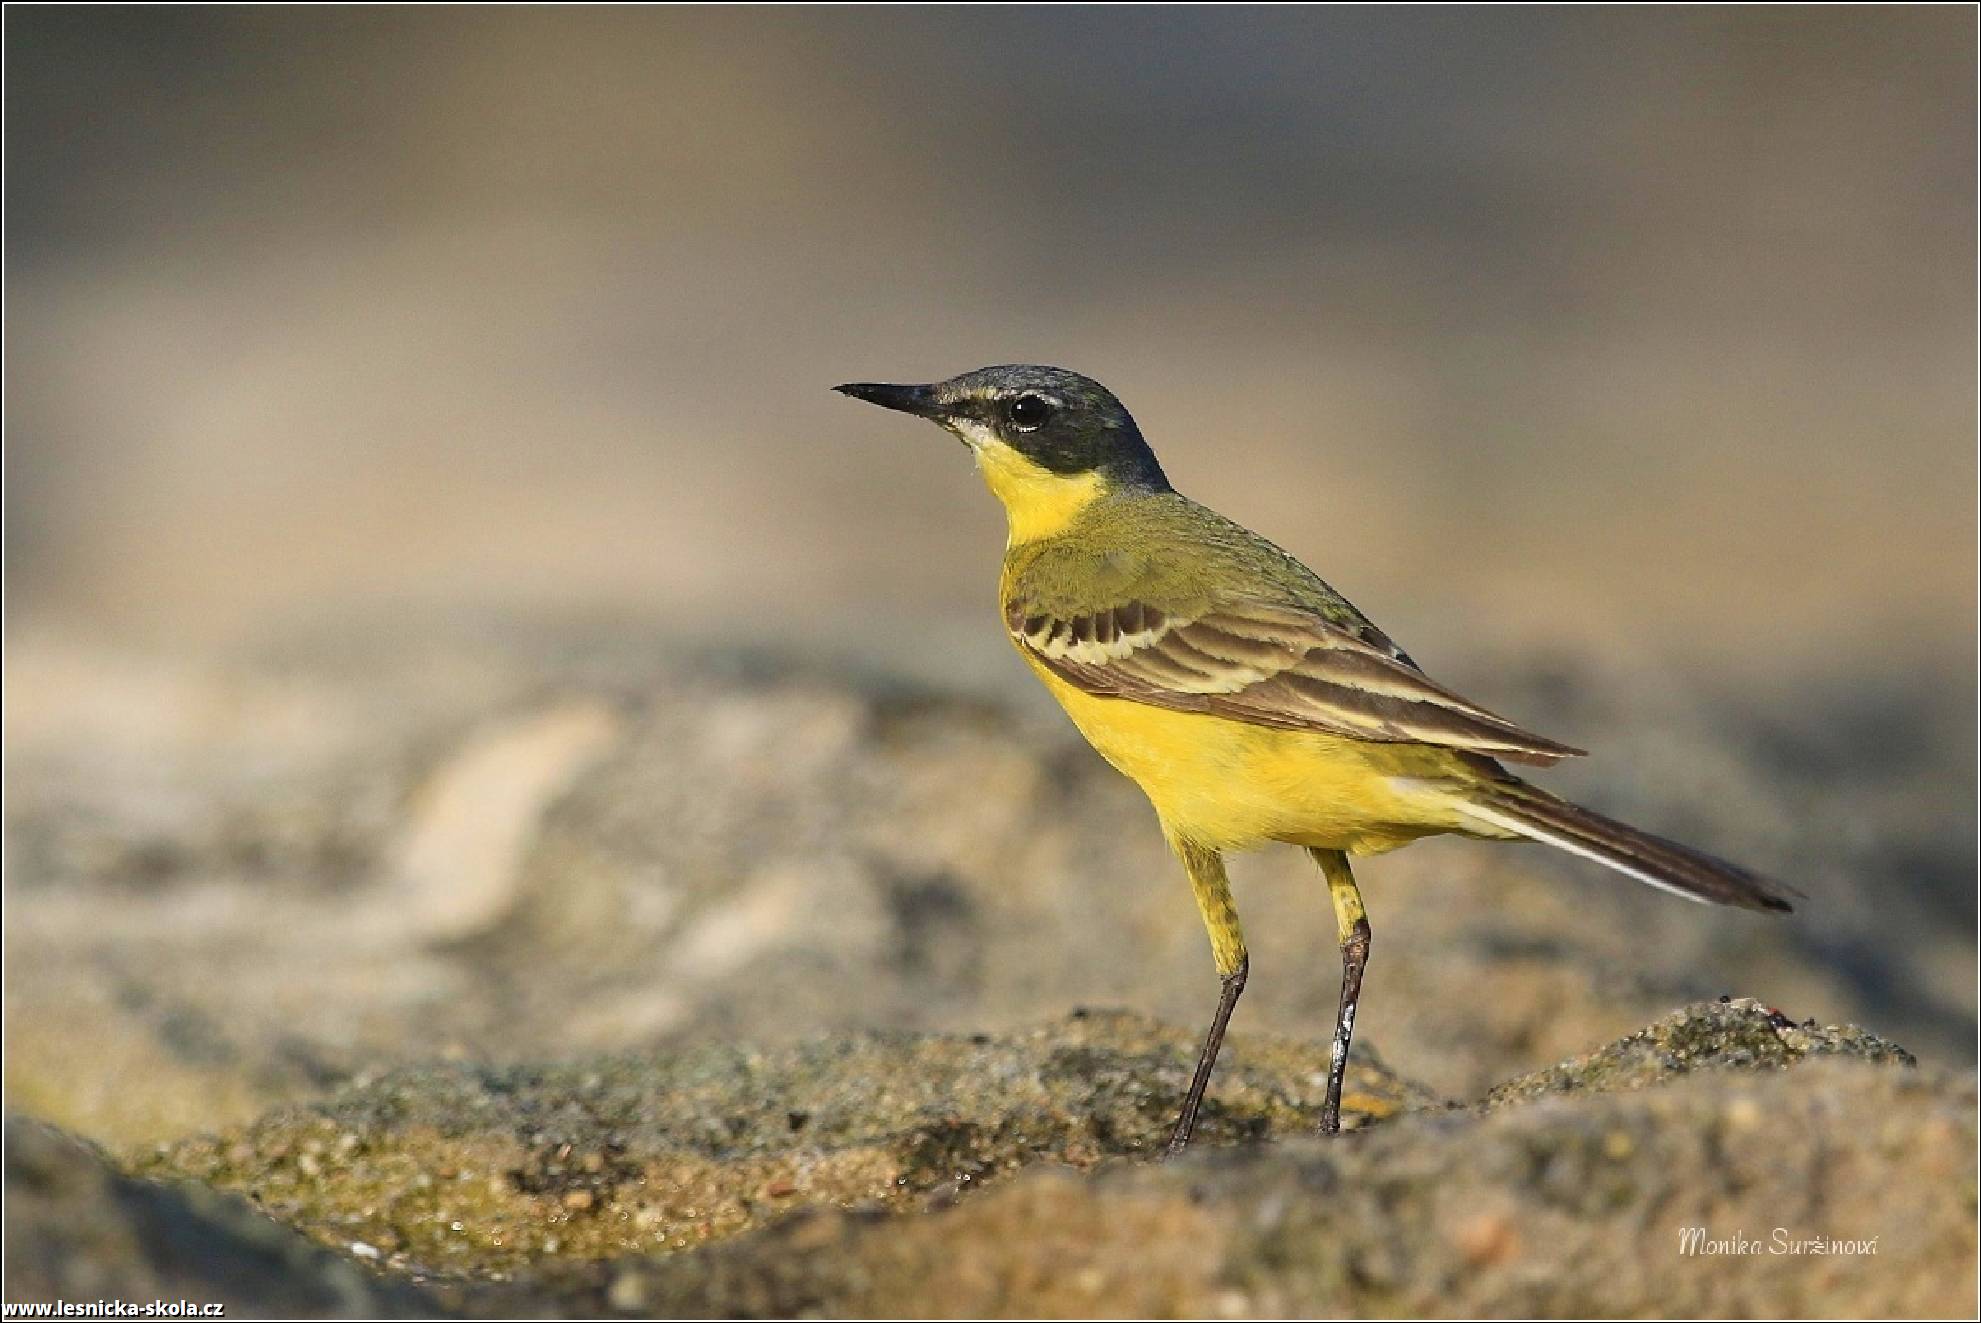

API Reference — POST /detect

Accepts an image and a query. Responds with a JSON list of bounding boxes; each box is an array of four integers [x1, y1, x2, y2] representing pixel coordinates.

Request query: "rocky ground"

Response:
[[8, 1004, 1971, 1317], [4, 616, 1975, 1315]]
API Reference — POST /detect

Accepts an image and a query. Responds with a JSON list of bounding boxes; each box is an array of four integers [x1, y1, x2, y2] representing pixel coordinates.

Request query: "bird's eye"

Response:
[[1007, 394, 1051, 431]]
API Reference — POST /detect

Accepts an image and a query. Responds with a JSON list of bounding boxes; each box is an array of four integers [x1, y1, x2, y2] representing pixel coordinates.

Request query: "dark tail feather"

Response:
[[1456, 781, 1798, 913]]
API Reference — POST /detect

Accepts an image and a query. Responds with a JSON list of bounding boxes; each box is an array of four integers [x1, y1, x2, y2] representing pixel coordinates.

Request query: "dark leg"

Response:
[[1167, 956, 1247, 1155], [1310, 848, 1372, 1136], [1165, 837, 1247, 1155]]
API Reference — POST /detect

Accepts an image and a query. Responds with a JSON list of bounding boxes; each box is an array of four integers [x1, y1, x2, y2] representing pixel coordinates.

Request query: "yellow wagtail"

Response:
[[837, 365, 1795, 1152]]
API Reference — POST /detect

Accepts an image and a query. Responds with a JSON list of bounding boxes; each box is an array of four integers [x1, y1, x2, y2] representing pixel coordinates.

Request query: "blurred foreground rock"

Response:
[[3, 1116, 435, 1317], [9, 1001, 1971, 1317], [2, 620, 1974, 1313], [617, 1057, 1972, 1318]]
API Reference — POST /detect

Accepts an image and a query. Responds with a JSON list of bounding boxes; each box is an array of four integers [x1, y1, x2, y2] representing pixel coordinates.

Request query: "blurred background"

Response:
[[7, 6, 1974, 662], [4, 8, 1974, 1153]]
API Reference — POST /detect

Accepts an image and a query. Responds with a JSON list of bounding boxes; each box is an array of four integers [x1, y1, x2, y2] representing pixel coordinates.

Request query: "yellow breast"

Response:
[[1021, 653, 1460, 855]]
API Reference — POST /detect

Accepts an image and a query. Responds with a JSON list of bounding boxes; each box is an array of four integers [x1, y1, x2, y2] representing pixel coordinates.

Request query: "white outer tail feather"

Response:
[[1451, 799, 1717, 906]]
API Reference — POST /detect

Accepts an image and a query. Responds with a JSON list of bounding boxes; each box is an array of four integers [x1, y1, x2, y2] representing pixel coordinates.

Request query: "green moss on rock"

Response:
[[138, 1009, 1436, 1278], [1483, 997, 1915, 1109]]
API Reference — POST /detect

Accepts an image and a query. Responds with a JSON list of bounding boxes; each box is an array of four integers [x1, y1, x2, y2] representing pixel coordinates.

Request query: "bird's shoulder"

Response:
[[999, 490, 1584, 767], [1001, 490, 1414, 666]]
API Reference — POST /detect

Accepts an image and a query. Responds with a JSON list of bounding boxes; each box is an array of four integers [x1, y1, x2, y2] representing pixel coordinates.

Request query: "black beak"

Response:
[[834, 381, 944, 419]]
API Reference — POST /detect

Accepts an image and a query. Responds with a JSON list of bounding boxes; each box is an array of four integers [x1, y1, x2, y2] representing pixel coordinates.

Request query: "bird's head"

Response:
[[837, 365, 1169, 540]]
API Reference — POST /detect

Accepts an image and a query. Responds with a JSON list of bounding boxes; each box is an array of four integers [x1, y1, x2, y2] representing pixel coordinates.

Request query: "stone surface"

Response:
[[1483, 997, 1917, 1107], [2, 1116, 435, 1317], [612, 1059, 1974, 1319], [138, 1011, 1436, 1279], [4, 621, 1974, 1315], [10, 1000, 1963, 1318]]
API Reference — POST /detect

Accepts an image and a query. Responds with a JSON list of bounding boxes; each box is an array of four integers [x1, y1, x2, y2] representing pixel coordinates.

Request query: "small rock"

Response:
[[606, 1269, 648, 1312]]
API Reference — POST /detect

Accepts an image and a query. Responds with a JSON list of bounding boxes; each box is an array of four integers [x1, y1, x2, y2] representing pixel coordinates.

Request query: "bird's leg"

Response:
[[1310, 848, 1371, 1136], [1166, 837, 1247, 1156], [1168, 958, 1247, 1156]]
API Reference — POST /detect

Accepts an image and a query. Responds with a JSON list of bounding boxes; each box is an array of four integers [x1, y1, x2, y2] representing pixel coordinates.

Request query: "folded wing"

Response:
[[1006, 594, 1585, 766]]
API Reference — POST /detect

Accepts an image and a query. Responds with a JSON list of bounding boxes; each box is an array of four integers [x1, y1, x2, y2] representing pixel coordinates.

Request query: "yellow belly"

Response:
[[1028, 660, 1471, 854]]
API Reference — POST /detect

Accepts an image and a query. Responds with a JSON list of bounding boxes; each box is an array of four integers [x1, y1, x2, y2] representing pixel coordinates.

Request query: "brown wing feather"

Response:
[[1007, 596, 1584, 767]]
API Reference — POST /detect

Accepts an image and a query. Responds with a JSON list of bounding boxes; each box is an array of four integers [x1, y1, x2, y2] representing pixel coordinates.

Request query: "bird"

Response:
[[836, 364, 1795, 1153]]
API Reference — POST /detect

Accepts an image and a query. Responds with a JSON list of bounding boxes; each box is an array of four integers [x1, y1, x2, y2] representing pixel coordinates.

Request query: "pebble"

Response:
[[607, 1270, 648, 1312]]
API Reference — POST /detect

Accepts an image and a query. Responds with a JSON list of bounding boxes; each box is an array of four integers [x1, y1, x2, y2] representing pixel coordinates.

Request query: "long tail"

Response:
[[1452, 780, 1798, 913]]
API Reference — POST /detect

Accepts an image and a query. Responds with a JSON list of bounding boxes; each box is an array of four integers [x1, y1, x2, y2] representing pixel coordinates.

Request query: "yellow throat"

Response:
[[973, 440, 1106, 545]]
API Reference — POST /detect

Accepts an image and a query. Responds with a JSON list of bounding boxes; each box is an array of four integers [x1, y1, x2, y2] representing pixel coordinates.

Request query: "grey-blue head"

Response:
[[836, 365, 1170, 491]]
